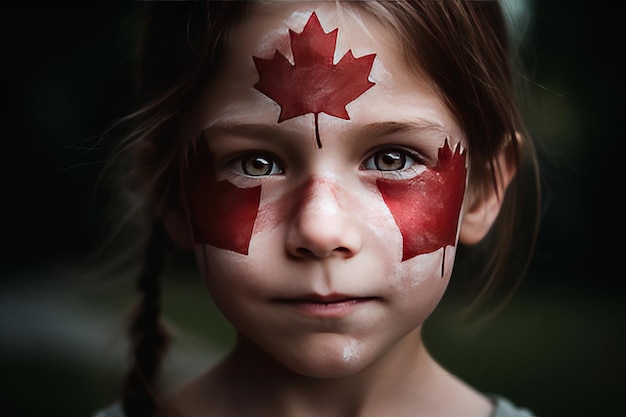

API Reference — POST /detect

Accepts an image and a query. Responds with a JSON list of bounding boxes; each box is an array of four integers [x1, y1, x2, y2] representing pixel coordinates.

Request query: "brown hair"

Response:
[[353, 1, 541, 313], [105, 1, 540, 416]]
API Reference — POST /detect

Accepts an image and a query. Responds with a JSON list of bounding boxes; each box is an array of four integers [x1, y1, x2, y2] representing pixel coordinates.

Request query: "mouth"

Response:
[[274, 293, 381, 317]]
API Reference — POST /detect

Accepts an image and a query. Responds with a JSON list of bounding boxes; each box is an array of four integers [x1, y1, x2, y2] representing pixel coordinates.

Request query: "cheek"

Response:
[[191, 180, 261, 255], [389, 246, 457, 290], [390, 249, 454, 323], [195, 244, 263, 329], [185, 142, 261, 255], [376, 141, 467, 261]]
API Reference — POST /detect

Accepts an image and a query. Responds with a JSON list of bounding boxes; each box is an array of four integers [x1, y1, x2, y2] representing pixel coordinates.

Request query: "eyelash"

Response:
[[224, 147, 425, 178], [360, 147, 424, 173], [226, 152, 285, 177]]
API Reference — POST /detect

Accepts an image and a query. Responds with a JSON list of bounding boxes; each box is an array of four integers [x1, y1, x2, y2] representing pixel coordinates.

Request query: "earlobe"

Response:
[[459, 138, 518, 245], [161, 206, 194, 249]]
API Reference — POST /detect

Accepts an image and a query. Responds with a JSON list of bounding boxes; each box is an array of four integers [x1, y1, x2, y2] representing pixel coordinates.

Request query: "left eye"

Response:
[[362, 149, 417, 171], [240, 154, 283, 176]]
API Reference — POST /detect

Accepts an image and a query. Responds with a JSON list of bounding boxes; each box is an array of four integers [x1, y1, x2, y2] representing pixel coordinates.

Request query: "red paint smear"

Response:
[[286, 176, 342, 218], [376, 140, 467, 261], [184, 139, 261, 255], [253, 11, 375, 125]]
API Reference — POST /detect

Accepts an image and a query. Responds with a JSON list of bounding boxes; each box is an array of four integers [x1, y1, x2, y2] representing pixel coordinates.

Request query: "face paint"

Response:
[[376, 139, 467, 264], [288, 175, 343, 217], [253, 11, 376, 148], [191, 3, 471, 380], [342, 339, 361, 364], [184, 138, 261, 255]]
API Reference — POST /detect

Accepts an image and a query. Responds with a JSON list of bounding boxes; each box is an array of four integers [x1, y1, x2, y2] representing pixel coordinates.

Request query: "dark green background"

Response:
[[2, 2, 624, 416]]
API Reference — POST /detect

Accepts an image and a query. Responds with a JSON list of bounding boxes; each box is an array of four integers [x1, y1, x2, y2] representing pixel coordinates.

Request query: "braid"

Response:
[[122, 219, 172, 417]]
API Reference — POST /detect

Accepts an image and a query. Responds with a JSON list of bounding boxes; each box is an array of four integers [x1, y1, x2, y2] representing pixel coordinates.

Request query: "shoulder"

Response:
[[490, 395, 537, 417], [92, 403, 125, 417]]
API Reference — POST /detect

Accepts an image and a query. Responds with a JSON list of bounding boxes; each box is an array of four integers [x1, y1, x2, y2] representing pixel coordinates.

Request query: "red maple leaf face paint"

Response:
[[376, 139, 467, 266], [181, 3, 477, 380], [253, 12, 376, 148], [184, 138, 261, 255]]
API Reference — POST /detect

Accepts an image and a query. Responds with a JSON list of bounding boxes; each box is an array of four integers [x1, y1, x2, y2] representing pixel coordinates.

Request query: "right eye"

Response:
[[361, 148, 421, 172], [239, 154, 284, 176]]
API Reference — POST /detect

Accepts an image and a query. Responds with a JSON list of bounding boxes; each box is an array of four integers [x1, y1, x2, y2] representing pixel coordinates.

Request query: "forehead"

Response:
[[234, 4, 383, 66], [198, 2, 463, 142], [215, 4, 391, 89]]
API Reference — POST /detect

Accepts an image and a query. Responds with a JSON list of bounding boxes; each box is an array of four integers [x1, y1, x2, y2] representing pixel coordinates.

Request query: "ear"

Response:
[[160, 206, 194, 249], [459, 138, 518, 245]]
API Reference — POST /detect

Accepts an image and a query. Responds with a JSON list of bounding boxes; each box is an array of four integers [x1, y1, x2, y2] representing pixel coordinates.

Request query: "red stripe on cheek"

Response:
[[184, 142, 261, 255], [376, 140, 467, 261]]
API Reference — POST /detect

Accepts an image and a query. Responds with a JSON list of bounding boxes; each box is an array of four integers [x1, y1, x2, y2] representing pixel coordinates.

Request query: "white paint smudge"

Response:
[[342, 339, 361, 363]]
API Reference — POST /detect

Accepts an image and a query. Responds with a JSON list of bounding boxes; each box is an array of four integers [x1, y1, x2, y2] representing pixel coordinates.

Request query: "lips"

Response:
[[275, 293, 380, 317], [280, 293, 379, 303]]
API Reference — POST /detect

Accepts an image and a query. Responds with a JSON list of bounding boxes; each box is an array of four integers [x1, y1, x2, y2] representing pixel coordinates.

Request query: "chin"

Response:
[[271, 338, 371, 379], [284, 357, 366, 379]]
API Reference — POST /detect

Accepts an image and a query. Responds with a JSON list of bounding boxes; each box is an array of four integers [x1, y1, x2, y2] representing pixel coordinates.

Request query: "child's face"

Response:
[[185, 3, 468, 377]]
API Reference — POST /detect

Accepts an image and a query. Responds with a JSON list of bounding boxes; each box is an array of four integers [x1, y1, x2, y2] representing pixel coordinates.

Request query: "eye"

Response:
[[240, 154, 283, 176], [362, 149, 417, 171]]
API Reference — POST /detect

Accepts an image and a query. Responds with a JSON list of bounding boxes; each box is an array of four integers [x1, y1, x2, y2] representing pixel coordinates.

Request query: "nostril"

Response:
[[295, 247, 316, 258], [293, 246, 351, 260]]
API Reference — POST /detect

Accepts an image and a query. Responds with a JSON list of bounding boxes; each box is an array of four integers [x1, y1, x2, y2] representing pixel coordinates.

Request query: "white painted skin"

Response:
[[342, 339, 361, 364], [189, 3, 468, 380]]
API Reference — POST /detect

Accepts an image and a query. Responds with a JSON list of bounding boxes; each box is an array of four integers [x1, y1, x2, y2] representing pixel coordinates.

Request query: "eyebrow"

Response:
[[201, 119, 450, 152], [352, 120, 448, 139], [203, 122, 297, 145]]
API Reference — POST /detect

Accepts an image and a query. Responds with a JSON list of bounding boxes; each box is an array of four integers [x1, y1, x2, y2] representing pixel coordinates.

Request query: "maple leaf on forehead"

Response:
[[253, 12, 376, 148]]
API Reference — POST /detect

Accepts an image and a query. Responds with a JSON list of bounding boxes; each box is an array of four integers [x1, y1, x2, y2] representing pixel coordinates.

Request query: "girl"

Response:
[[95, 1, 540, 416]]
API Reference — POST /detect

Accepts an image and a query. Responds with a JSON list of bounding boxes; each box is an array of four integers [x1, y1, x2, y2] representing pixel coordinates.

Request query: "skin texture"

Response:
[[170, 3, 495, 417], [253, 11, 376, 148], [376, 139, 467, 263], [185, 138, 262, 255]]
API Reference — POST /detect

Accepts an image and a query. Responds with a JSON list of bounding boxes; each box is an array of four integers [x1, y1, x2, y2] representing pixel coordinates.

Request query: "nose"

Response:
[[286, 177, 362, 260]]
